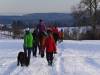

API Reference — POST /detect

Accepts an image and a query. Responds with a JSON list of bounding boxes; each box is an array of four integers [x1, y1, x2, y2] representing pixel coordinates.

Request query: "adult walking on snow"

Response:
[[59, 29, 64, 42], [23, 28, 33, 65], [37, 19, 46, 34], [32, 28, 38, 57], [45, 29, 57, 66], [52, 26, 59, 44], [37, 19, 47, 58]]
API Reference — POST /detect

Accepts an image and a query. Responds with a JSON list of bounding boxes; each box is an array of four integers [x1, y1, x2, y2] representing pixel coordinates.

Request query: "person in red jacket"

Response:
[[45, 29, 57, 66], [59, 29, 64, 42], [52, 26, 59, 44]]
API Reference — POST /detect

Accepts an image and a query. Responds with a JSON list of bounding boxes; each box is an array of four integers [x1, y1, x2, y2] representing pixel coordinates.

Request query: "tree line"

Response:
[[72, 0, 100, 39]]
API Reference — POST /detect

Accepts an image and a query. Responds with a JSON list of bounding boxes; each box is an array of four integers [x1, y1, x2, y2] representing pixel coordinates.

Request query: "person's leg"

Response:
[[38, 43, 41, 55], [49, 52, 53, 66], [46, 52, 50, 65], [24, 46, 27, 56], [32, 46, 35, 57], [41, 48, 44, 58], [34, 45, 37, 57], [28, 48, 31, 64], [61, 37, 63, 42], [38, 34, 41, 55], [37, 39, 40, 55]]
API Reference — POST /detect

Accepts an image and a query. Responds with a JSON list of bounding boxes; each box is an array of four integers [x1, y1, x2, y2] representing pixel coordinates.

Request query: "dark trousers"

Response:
[[24, 47, 32, 64], [46, 52, 53, 65], [32, 44, 37, 57], [38, 46, 44, 57], [41, 49, 44, 58]]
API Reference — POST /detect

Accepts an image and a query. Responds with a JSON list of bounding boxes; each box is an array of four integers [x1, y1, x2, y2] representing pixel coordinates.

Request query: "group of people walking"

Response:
[[23, 19, 64, 66]]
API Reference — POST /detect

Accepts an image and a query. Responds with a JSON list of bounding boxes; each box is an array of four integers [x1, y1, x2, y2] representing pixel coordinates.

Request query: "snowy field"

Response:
[[0, 40, 100, 75]]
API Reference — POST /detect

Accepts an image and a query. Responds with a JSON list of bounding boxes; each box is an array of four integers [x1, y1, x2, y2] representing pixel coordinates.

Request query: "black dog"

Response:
[[17, 52, 29, 67]]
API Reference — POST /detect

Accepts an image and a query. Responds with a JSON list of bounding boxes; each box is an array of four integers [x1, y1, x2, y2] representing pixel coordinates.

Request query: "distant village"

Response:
[[0, 23, 100, 40]]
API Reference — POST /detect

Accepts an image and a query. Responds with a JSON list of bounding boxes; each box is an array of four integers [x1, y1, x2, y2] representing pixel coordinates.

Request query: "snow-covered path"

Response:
[[0, 40, 100, 75]]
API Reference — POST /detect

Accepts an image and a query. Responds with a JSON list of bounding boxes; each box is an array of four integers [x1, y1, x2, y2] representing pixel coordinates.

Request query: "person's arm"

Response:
[[44, 38, 48, 52], [24, 35, 26, 46], [52, 37, 57, 53]]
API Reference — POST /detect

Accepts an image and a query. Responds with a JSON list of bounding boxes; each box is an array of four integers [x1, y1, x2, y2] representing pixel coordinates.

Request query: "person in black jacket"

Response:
[[32, 28, 38, 57]]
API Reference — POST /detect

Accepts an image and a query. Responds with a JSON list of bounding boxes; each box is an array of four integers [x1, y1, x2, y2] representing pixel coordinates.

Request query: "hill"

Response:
[[0, 13, 74, 27]]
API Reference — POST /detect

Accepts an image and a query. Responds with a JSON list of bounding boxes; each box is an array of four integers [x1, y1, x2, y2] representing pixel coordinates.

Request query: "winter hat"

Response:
[[61, 29, 63, 32], [39, 19, 43, 22], [25, 28, 30, 31], [47, 29, 52, 34]]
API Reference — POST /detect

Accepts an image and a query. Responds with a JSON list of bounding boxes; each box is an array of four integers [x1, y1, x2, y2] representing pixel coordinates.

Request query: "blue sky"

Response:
[[0, 0, 80, 15]]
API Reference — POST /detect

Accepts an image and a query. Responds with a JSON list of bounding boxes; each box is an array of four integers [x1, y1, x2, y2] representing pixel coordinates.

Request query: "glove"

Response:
[[54, 51, 57, 54]]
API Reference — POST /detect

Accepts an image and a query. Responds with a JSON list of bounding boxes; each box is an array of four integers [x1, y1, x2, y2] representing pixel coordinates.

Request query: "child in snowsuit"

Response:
[[23, 28, 33, 65], [45, 29, 57, 66]]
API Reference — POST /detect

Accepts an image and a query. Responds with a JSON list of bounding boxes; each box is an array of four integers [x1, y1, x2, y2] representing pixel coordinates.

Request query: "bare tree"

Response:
[[72, 0, 100, 39], [72, 4, 89, 26], [80, 0, 100, 30]]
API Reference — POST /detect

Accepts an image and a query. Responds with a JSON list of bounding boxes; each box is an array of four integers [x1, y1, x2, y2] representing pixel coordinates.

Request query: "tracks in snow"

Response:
[[1, 44, 65, 75], [49, 44, 66, 75]]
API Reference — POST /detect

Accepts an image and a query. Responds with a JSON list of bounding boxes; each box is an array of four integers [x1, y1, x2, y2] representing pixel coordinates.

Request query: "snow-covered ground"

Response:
[[0, 40, 100, 75]]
